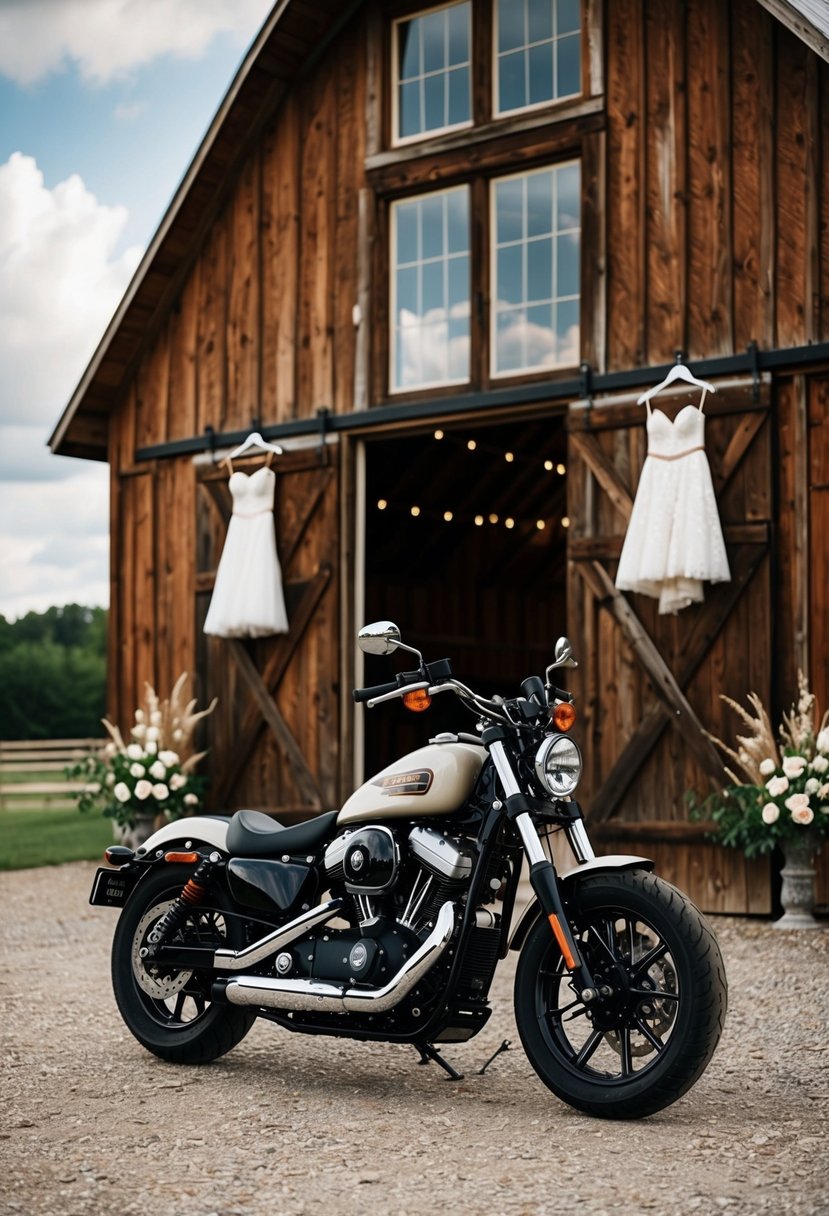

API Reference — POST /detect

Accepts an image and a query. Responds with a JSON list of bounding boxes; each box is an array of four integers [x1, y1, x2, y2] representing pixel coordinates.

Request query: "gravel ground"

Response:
[[1, 861, 828, 1216]]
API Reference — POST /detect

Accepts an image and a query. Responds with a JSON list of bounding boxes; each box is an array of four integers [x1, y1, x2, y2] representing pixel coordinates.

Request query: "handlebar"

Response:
[[352, 680, 400, 704]]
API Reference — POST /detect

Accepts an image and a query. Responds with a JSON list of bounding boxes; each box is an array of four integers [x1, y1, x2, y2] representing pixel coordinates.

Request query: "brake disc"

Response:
[[132, 899, 194, 999]]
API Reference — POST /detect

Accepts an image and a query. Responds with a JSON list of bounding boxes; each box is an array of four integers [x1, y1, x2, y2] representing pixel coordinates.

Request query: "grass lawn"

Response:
[[0, 808, 111, 870]]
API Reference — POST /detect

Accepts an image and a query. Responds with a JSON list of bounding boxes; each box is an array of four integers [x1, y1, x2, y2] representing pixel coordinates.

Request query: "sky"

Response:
[[0, 0, 275, 620]]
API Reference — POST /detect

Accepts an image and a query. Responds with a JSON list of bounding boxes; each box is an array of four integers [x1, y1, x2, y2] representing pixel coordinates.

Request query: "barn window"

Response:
[[393, 2, 472, 144], [491, 161, 580, 376], [390, 186, 470, 391], [495, 0, 581, 116]]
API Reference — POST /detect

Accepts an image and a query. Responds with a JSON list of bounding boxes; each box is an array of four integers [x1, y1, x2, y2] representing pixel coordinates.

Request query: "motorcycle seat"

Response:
[[226, 808, 339, 858]]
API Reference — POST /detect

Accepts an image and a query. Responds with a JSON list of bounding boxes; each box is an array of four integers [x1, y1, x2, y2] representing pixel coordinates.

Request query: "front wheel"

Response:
[[111, 864, 257, 1064], [514, 870, 727, 1119]]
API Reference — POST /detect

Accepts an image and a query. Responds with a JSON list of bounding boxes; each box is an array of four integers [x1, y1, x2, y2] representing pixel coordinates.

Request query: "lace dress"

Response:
[[615, 402, 730, 615], [203, 464, 289, 637]]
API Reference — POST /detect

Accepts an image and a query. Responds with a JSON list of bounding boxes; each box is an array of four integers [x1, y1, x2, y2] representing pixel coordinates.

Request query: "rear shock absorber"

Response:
[[144, 856, 216, 957]]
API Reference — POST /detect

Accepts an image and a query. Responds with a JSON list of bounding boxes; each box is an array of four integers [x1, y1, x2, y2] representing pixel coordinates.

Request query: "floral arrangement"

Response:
[[69, 674, 217, 829], [695, 672, 829, 857]]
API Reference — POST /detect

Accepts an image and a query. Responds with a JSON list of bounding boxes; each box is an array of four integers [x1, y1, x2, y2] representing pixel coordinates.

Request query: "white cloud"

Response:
[[0, 0, 274, 87]]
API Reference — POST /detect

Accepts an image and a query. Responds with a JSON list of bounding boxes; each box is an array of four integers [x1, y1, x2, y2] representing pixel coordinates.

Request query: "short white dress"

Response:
[[615, 402, 730, 615], [203, 464, 289, 637]]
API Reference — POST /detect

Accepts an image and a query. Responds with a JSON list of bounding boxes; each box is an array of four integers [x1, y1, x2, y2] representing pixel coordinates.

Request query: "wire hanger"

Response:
[[637, 355, 716, 406], [227, 431, 284, 460]]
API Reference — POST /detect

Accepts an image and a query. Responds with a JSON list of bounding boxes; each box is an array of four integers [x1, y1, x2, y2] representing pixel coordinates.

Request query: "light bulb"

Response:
[[467, 439, 477, 451], [505, 518, 515, 529], [434, 429, 444, 440], [544, 460, 554, 471], [377, 499, 387, 510], [444, 510, 453, 522], [536, 519, 546, 530], [474, 514, 484, 526], [557, 463, 566, 475], [488, 513, 499, 524], [411, 505, 421, 517], [561, 516, 570, 528], [505, 451, 514, 463]]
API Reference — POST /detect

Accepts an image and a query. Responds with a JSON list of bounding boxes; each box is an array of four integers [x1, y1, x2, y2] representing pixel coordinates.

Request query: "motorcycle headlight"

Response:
[[534, 734, 582, 798]]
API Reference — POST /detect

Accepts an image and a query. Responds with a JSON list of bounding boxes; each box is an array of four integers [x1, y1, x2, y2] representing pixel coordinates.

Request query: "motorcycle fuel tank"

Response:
[[338, 742, 486, 826]]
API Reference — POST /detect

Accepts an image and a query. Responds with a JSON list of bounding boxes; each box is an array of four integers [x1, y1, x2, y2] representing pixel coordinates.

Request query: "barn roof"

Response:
[[49, 0, 829, 461]]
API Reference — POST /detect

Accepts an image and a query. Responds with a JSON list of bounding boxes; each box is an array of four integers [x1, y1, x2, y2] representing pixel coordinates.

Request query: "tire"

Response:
[[111, 864, 256, 1064], [514, 869, 727, 1119]]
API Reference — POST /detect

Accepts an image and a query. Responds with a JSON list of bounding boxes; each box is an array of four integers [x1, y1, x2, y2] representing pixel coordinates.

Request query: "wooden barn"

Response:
[[50, 0, 829, 914]]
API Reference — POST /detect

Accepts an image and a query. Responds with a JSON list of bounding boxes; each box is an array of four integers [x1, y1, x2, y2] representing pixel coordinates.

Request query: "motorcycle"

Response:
[[91, 622, 727, 1119]]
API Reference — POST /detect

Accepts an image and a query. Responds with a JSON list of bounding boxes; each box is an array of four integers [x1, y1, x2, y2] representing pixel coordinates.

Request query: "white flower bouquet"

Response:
[[69, 674, 216, 829], [696, 672, 829, 857]]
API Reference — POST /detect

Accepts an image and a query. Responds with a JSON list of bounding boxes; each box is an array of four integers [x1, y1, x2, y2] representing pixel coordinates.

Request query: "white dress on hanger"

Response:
[[615, 399, 730, 615], [203, 462, 289, 637]]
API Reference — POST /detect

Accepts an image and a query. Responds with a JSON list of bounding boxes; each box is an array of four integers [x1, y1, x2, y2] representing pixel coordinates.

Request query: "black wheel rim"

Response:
[[534, 905, 681, 1085], [130, 897, 230, 1030]]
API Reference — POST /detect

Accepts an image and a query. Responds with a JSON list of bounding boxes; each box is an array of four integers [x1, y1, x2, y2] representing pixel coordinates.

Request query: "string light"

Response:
[[544, 460, 554, 471], [410, 505, 421, 517], [557, 463, 566, 475], [443, 510, 453, 522], [377, 499, 387, 510], [474, 514, 484, 526], [488, 513, 499, 524], [505, 451, 514, 463], [373, 500, 564, 533], [467, 439, 477, 451], [536, 520, 546, 530], [434, 429, 444, 440], [561, 516, 570, 528], [505, 517, 515, 529]]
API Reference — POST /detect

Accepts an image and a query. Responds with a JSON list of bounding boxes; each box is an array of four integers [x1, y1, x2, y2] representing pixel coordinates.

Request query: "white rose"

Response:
[[84, 781, 102, 795], [785, 792, 811, 815], [791, 805, 815, 825], [817, 728, 829, 753], [811, 754, 829, 774], [134, 709, 145, 723], [149, 760, 166, 780], [759, 758, 776, 776], [105, 772, 116, 787], [145, 741, 157, 755], [761, 803, 780, 824], [130, 763, 144, 778], [819, 783, 829, 801], [766, 775, 789, 797], [152, 782, 169, 801], [805, 778, 820, 795], [145, 726, 160, 742], [134, 779, 153, 800], [113, 782, 131, 803], [170, 773, 188, 791], [184, 792, 199, 806], [126, 743, 144, 761], [158, 750, 179, 768], [782, 755, 807, 779], [131, 723, 147, 739]]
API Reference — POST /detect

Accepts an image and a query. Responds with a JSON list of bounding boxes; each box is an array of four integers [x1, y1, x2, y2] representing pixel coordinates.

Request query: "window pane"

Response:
[[528, 237, 553, 302], [448, 255, 469, 311], [496, 177, 524, 244], [448, 320, 470, 380], [447, 2, 469, 66], [498, 0, 525, 52], [396, 203, 418, 266], [528, 0, 553, 44], [399, 81, 421, 139], [557, 298, 580, 363], [495, 310, 525, 372], [421, 194, 445, 260], [557, 33, 580, 97], [498, 49, 527, 112], [527, 170, 553, 237], [422, 9, 446, 73], [557, 162, 580, 229], [447, 190, 469, 254], [447, 66, 469, 127], [497, 245, 524, 305], [557, 0, 580, 35], [398, 20, 420, 80], [526, 304, 555, 367], [396, 265, 418, 318], [422, 261, 444, 318], [557, 232, 579, 298], [424, 73, 446, 132], [528, 42, 553, 106]]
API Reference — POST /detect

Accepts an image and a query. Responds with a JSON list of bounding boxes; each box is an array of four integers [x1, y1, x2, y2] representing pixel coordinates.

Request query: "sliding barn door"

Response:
[[195, 445, 338, 820], [566, 378, 772, 913]]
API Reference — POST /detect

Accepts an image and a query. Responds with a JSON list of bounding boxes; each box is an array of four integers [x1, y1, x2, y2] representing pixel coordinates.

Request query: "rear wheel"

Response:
[[112, 864, 256, 1063], [514, 870, 727, 1119]]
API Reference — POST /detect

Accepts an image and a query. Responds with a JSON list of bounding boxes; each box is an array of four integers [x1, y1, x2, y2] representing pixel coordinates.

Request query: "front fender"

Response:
[[508, 854, 654, 951], [136, 815, 232, 857]]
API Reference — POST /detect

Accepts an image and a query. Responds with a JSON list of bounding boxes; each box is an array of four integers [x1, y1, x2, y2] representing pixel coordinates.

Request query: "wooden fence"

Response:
[[0, 739, 106, 811]]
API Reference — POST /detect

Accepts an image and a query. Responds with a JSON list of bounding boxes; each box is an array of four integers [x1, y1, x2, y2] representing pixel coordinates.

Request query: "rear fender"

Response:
[[508, 854, 654, 952], [135, 815, 231, 858]]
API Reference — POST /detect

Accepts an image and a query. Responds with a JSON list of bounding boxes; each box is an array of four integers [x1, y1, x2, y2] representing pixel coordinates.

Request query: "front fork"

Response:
[[489, 739, 601, 1000]]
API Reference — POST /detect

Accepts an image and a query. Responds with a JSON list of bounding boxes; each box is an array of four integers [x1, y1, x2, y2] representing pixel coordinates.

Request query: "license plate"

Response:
[[89, 867, 137, 907]]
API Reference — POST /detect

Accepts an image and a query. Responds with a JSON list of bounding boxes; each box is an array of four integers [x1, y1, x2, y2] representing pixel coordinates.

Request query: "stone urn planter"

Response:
[[775, 834, 823, 930]]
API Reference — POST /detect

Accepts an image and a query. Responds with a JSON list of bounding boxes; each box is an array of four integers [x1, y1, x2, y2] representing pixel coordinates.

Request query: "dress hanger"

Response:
[[228, 431, 284, 460], [637, 358, 716, 407]]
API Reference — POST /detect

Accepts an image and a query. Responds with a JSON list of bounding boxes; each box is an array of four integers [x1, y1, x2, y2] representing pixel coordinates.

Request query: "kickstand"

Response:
[[415, 1042, 465, 1081], [477, 1038, 511, 1075]]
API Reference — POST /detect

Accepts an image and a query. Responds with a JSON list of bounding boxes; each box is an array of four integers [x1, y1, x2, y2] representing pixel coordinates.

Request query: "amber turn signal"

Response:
[[402, 688, 432, 713], [164, 851, 200, 864], [552, 701, 577, 732]]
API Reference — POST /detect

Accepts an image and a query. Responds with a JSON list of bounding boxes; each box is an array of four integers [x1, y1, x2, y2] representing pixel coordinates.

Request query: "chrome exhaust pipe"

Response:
[[218, 901, 455, 1014], [213, 899, 345, 971]]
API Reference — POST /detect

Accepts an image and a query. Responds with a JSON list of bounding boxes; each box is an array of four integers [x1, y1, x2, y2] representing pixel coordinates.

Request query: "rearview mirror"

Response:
[[547, 636, 578, 676], [357, 621, 402, 656]]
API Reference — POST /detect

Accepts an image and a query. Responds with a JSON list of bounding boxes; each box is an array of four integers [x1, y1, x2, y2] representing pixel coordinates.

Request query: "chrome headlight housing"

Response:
[[534, 734, 582, 798]]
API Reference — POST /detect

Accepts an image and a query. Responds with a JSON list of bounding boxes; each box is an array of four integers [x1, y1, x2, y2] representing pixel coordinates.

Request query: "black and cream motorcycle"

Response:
[[91, 622, 727, 1119]]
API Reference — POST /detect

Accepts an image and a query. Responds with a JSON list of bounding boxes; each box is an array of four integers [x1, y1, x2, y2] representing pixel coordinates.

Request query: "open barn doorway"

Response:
[[360, 413, 569, 778]]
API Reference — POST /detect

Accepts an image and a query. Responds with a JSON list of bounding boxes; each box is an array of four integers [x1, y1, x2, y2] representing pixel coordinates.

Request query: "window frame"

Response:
[[489, 159, 582, 380], [388, 184, 473, 395], [492, 0, 584, 120], [391, 0, 474, 148]]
